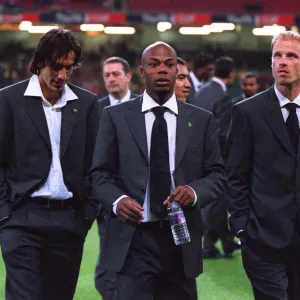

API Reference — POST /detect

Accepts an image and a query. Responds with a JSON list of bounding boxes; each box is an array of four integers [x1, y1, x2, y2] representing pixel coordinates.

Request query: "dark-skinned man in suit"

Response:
[[89, 41, 226, 300], [232, 72, 260, 105], [186, 52, 214, 103]]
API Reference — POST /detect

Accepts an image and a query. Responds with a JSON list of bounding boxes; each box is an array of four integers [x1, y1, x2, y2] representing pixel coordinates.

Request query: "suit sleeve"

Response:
[[191, 89, 202, 107], [224, 104, 252, 236], [89, 108, 124, 213], [82, 96, 101, 219], [98, 101, 107, 122], [0, 91, 13, 222], [187, 114, 227, 210], [212, 94, 232, 154]]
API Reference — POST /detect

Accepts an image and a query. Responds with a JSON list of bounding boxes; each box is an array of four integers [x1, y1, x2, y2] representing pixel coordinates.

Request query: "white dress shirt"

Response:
[[109, 89, 131, 106], [113, 91, 197, 222], [274, 85, 300, 124], [24, 75, 78, 200], [212, 77, 227, 92], [189, 71, 204, 93]]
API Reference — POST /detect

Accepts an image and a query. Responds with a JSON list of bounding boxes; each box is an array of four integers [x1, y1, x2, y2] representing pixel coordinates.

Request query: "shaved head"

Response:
[[141, 41, 177, 66], [140, 41, 178, 105]]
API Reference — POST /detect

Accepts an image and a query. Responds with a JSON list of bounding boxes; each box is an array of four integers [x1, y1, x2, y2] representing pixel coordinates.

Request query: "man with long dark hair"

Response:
[[0, 27, 100, 300]]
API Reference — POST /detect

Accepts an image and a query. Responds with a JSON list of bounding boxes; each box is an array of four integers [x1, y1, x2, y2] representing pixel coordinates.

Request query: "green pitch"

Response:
[[0, 224, 253, 300]]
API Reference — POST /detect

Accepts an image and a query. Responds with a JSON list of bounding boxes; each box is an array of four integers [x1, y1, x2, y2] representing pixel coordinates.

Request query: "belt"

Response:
[[139, 220, 170, 229], [28, 197, 73, 209]]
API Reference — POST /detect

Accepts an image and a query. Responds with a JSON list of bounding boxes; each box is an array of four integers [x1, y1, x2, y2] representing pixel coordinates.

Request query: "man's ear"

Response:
[[126, 72, 132, 81], [140, 66, 145, 78]]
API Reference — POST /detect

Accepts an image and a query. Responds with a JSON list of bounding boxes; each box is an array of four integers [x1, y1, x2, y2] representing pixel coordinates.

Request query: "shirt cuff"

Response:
[[185, 185, 197, 206], [113, 195, 128, 215]]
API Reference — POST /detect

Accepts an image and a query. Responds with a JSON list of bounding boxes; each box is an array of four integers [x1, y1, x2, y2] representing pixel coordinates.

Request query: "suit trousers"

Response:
[[202, 195, 233, 253], [241, 229, 300, 300], [116, 221, 197, 300], [95, 215, 118, 300], [0, 200, 86, 300]]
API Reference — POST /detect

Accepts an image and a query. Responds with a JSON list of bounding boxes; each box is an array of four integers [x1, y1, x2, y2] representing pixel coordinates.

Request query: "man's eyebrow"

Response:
[[165, 58, 176, 63]]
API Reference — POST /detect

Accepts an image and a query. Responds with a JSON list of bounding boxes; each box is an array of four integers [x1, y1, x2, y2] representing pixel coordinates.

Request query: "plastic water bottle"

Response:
[[167, 201, 191, 245]]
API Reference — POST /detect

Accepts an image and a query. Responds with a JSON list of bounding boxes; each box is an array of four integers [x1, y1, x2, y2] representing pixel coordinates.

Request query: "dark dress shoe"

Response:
[[202, 246, 224, 259], [223, 241, 241, 258]]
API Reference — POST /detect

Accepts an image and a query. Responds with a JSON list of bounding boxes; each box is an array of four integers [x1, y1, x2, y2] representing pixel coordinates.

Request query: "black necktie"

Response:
[[150, 106, 171, 220], [285, 103, 299, 153]]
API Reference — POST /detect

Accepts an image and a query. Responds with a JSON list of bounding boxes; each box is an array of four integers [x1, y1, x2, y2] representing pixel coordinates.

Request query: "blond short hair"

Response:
[[271, 31, 300, 51]]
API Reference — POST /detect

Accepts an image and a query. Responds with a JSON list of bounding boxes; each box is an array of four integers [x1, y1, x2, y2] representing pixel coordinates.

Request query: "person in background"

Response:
[[95, 56, 138, 300], [186, 52, 214, 103], [193, 56, 240, 259], [98, 56, 138, 108], [0, 27, 100, 300], [174, 57, 191, 102], [233, 72, 260, 104]]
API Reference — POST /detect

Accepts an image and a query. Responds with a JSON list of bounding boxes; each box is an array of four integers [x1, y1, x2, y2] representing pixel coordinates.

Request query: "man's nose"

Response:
[[184, 79, 191, 88], [58, 68, 67, 80], [158, 65, 168, 73], [279, 56, 288, 65], [108, 75, 115, 82]]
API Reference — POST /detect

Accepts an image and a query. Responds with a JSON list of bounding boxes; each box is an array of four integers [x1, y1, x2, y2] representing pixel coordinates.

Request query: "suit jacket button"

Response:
[[141, 188, 146, 193], [291, 217, 296, 223]]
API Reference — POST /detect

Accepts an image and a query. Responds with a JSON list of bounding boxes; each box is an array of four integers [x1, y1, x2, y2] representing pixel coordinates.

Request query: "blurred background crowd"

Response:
[[0, 0, 284, 99]]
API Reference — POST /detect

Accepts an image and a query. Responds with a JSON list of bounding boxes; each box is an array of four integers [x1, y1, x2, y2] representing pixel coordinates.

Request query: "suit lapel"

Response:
[[263, 88, 295, 158], [104, 97, 110, 107], [60, 100, 78, 158], [297, 136, 300, 160], [124, 97, 148, 160], [175, 100, 193, 169], [296, 116, 300, 160], [25, 96, 51, 150]]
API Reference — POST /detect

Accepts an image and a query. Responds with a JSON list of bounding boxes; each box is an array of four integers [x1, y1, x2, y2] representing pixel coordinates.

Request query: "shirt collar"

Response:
[[24, 75, 78, 107], [274, 85, 300, 107], [212, 77, 227, 92], [109, 89, 131, 106], [142, 90, 178, 115], [189, 71, 203, 92]]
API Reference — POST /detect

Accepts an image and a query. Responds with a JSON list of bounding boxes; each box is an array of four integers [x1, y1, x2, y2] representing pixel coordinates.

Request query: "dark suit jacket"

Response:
[[232, 94, 246, 106], [0, 79, 100, 224], [98, 92, 139, 116], [97, 92, 138, 221], [225, 87, 300, 249], [90, 96, 226, 279], [186, 82, 196, 104], [192, 80, 232, 153]]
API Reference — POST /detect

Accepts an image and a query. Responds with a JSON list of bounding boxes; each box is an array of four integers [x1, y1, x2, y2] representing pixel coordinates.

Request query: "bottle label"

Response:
[[169, 211, 186, 225]]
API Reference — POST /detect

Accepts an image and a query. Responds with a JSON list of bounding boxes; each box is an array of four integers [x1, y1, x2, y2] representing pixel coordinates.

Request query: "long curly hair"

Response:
[[29, 26, 82, 75]]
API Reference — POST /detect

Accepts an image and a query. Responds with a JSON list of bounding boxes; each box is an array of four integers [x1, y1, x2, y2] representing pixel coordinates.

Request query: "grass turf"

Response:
[[0, 224, 253, 300]]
